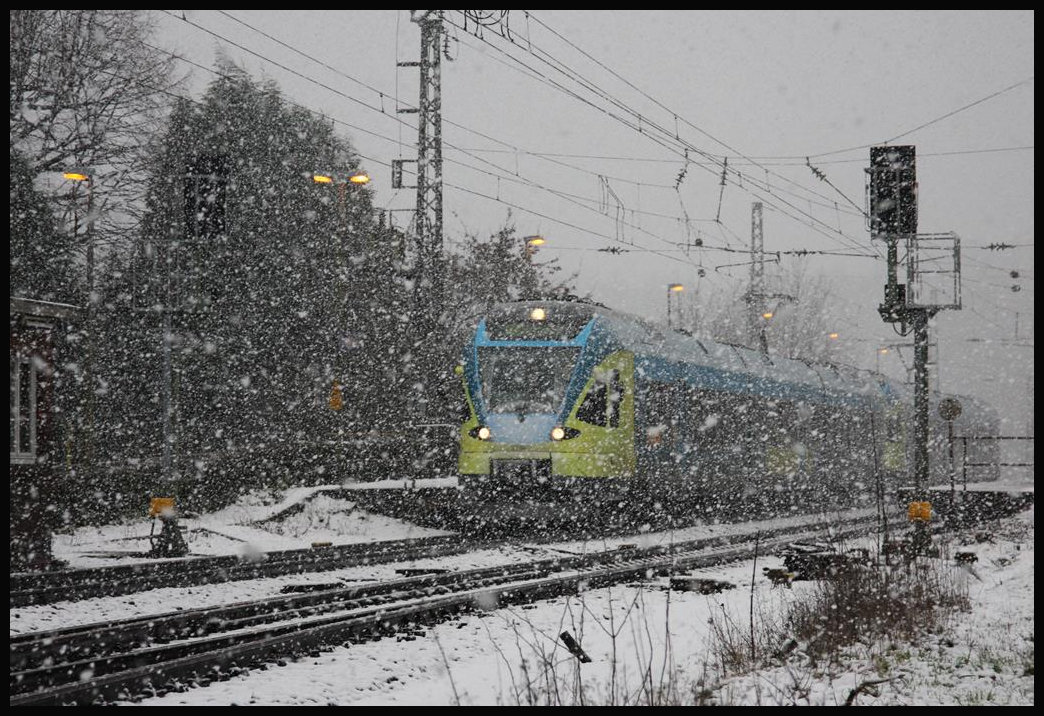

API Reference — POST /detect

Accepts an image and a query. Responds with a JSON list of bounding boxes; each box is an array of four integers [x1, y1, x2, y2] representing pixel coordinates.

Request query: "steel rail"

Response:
[[11, 515, 882, 706], [10, 534, 470, 608]]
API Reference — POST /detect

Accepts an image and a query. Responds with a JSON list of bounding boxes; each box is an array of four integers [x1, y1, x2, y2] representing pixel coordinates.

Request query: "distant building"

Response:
[[10, 296, 81, 572]]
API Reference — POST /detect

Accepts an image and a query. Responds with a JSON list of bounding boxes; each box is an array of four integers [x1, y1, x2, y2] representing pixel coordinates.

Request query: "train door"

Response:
[[687, 387, 741, 514], [636, 380, 684, 483], [688, 388, 724, 482]]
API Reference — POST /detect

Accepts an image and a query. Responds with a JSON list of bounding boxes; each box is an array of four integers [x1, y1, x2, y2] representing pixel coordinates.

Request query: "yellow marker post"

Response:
[[908, 501, 932, 522], [329, 381, 344, 411], [148, 496, 188, 557], [149, 497, 176, 518]]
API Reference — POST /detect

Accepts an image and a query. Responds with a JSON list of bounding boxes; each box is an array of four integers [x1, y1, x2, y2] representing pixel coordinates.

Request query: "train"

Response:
[[455, 299, 999, 526]]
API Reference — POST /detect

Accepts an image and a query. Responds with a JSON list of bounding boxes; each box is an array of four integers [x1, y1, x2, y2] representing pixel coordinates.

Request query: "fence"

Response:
[[956, 435, 1034, 487]]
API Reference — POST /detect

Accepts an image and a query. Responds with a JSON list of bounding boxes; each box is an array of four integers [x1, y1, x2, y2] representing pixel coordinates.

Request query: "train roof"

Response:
[[479, 300, 900, 405]]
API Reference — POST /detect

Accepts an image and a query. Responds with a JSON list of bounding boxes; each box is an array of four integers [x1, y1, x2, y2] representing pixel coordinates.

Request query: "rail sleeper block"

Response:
[[784, 552, 851, 579], [669, 576, 735, 593]]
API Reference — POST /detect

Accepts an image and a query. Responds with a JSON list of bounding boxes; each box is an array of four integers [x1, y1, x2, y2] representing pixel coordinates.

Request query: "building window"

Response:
[[10, 352, 38, 463]]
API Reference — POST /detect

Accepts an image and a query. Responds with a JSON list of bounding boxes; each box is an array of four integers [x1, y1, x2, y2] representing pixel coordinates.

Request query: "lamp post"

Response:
[[826, 331, 839, 362], [876, 347, 889, 374], [313, 171, 371, 422], [314, 172, 370, 218], [668, 285, 684, 331], [64, 171, 96, 468], [758, 310, 773, 353], [64, 172, 95, 300]]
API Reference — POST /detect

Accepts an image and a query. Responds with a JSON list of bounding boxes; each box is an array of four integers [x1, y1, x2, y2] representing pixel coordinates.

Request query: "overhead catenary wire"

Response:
[[801, 77, 1035, 160], [173, 10, 888, 263], [150, 23, 698, 260], [442, 16, 881, 261], [450, 144, 1034, 166], [512, 11, 879, 253], [162, 10, 719, 260], [137, 34, 705, 267], [211, 9, 682, 196], [501, 12, 1033, 272], [148, 11, 1022, 333]]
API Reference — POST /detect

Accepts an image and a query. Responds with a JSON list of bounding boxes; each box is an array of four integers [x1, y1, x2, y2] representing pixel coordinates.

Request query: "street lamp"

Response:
[[64, 171, 95, 301], [314, 172, 370, 218], [523, 235, 546, 261], [822, 331, 841, 364], [667, 283, 684, 328], [756, 310, 775, 353], [876, 347, 889, 374], [313, 171, 370, 185], [312, 172, 372, 416], [64, 170, 97, 467]]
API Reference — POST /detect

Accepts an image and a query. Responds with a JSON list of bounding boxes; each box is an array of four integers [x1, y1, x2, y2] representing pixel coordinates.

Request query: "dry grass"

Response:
[[483, 542, 972, 705], [706, 547, 971, 678]]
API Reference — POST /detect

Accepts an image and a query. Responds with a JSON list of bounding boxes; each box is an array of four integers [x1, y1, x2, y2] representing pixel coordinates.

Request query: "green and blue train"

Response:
[[457, 299, 998, 522]]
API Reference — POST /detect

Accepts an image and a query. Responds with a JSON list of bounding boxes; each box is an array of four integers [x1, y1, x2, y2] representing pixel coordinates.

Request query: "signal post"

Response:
[[867, 145, 961, 554]]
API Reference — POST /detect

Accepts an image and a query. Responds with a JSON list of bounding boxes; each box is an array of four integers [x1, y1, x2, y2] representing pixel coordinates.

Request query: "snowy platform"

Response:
[[50, 485, 453, 570]]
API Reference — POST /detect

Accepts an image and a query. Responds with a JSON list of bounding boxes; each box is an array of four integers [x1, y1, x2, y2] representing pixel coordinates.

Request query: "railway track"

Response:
[[10, 513, 883, 706], [9, 534, 471, 608]]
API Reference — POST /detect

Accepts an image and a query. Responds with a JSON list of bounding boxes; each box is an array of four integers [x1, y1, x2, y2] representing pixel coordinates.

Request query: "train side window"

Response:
[[607, 370, 623, 427], [458, 379, 473, 425], [577, 371, 609, 427], [764, 400, 793, 442], [686, 385, 702, 443], [694, 389, 724, 438], [644, 382, 677, 446]]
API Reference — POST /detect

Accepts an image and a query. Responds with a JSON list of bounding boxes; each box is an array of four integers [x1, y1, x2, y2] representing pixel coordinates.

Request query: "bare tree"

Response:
[[10, 10, 179, 263], [693, 260, 856, 365]]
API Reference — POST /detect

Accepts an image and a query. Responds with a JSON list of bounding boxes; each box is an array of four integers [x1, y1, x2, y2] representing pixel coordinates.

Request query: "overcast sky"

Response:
[[150, 10, 1034, 432]]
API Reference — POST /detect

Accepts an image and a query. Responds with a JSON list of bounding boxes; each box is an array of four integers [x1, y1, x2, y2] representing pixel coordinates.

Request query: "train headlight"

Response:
[[549, 426, 581, 441], [467, 425, 493, 440]]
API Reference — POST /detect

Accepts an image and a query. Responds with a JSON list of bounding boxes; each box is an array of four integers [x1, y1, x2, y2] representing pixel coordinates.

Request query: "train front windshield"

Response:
[[478, 346, 579, 414]]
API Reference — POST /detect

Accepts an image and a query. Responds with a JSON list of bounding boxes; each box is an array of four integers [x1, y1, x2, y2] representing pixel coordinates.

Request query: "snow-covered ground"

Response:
[[11, 484, 1034, 706], [47, 482, 457, 569]]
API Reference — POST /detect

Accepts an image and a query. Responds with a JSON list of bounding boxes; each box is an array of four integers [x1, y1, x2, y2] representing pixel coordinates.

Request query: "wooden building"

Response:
[[10, 296, 80, 572]]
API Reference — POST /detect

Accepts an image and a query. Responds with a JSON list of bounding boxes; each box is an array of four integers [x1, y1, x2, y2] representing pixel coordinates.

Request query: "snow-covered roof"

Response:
[[10, 295, 83, 320]]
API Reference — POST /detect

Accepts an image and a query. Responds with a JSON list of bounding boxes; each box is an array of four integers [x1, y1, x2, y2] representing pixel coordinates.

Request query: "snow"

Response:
[[46, 484, 453, 571], [11, 488, 1034, 706]]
